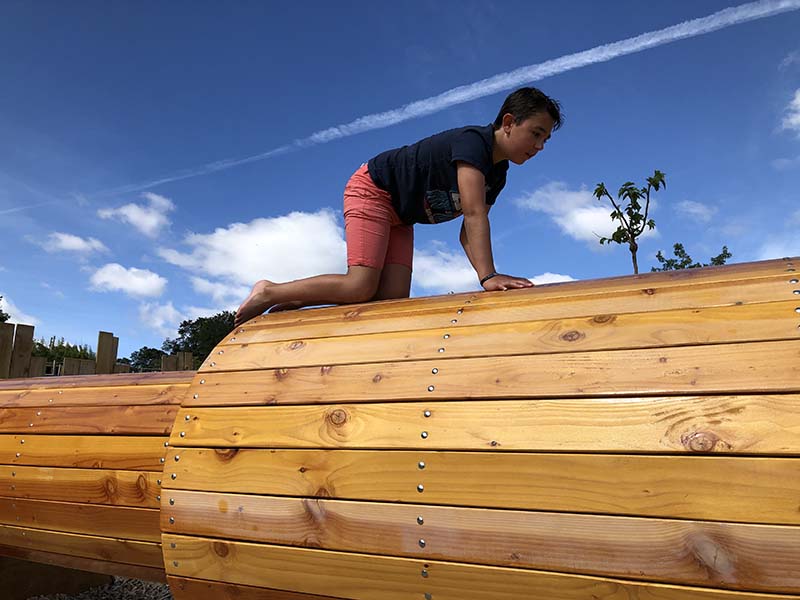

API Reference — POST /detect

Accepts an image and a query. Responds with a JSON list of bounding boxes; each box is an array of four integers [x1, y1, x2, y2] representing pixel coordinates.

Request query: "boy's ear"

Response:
[[502, 113, 516, 131]]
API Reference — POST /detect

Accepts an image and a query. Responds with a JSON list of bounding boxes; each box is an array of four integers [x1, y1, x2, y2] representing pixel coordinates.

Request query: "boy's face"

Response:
[[500, 112, 555, 165]]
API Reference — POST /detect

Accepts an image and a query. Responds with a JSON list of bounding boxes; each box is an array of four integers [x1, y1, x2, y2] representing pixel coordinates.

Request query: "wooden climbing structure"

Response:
[[1, 256, 799, 599]]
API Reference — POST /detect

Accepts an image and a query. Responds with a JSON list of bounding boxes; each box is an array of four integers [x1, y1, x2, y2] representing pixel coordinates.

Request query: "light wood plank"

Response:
[[0, 405, 178, 435], [0, 546, 166, 582], [0, 524, 163, 568], [169, 394, 800, 454], [205, 299, 800, 372], [0, 465, 160, 507], [0, 383, 189, 408], [184, 340, 800, 407], [0, 435, 167, 470], [169, 576, 346, 600], [0, 370, 195, 391], [226, 273, 799, 346], [0, 497, 160, 541], [161, 448, 800, 524], [162, 534, 800, 600], [162, 491, 800, 593]]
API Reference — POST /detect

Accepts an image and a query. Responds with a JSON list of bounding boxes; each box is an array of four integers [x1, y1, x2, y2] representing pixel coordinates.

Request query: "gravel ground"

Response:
[[27, 577, 173, 600]]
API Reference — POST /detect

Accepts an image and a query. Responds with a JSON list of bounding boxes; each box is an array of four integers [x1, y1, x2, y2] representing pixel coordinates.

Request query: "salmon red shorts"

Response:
[[343, 164, 413, 271]]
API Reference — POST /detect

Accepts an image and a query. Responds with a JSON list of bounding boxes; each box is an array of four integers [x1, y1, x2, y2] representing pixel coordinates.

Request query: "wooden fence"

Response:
[[0, 323, 192, 379]]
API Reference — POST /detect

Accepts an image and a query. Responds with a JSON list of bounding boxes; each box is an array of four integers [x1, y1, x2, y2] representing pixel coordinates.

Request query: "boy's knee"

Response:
[[344, 270, 380, 303]]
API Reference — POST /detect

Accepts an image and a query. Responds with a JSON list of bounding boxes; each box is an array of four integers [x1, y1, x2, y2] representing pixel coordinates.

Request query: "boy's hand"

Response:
[[481, 274, 534, 291]]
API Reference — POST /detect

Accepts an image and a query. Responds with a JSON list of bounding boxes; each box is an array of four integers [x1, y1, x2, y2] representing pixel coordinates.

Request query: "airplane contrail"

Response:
[[95, 0, 800, 198]]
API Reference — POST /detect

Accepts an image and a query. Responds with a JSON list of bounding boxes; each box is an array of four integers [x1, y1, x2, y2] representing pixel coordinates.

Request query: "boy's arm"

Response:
[[457, 162, 534, 291]]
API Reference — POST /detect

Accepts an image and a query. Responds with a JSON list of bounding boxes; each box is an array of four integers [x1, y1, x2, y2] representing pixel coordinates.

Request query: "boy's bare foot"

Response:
[[235, 280, 275, 327], [268, 301, 305, 313]]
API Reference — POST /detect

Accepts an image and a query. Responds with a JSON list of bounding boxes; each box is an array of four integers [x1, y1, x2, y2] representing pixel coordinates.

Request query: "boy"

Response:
[[235, 87, 563, 327]]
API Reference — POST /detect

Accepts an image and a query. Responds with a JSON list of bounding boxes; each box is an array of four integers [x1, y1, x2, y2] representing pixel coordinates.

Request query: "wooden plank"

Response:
[[169, 576, 353, 600], [170, 394, 800, 454], [162, 491, 800, 593], [161, 448, 800, 524], [9, 324, 34, 379], [78, 359, 96, 375], [114, 363, 132, 374], [0, 546, 165, 582], [0, 497, 160, 541], [0, 383, 189, 408], [206, 300, 800, 371], [61, 357, 81, 376], [0, 322, 14, 379], [0, 524, 163, 568], [162, 355, 178, 372], [27, 356, 46, 378], [227, 273, 798, 346], [0, 465, 160, 507], [0, 370, 195, 390], [162, 534, 800, 600], [184, 340, 800, 407], [95, 332, 115, 375], [170, 577, 345, 600], [0, 405, 178, 435], [0, 435, 167, 470]]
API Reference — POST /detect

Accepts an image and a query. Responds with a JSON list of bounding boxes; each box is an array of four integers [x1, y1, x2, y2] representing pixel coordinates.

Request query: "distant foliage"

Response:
[[129, 346, 166, 372], [594, 170, 665, 274], [32, 336, 96, 361], [162, 311, 235, 369], [652, 243, 732, 271], [0, 296, 9, 323]]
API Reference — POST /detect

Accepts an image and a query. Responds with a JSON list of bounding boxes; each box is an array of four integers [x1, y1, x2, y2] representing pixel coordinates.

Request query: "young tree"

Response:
[[162, 311, 235, 368], [128, 346, 166, 372], [0, 296, 9, 323], [652, 243, 732, 271], [593, 170, 665, 274]]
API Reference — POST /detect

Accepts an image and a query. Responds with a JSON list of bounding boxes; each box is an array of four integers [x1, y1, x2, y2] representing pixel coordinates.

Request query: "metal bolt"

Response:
[[160, 458, 165, 463], [451, 319, 457, 324], [199, 379, 205, 384], [457, 309, 463, 314], [157, 479, 162, 485], [238, 328, 245, 333], [48, 398, 53, 403], [230, 337, 236, 342], [418, 461, 426, 469], [419, 539, 426, 548], [169, 517, 175, 524], [36, 411, 41, 416], [156, 495, 161, 501], [10, 472, 14, 477], [171, 473, 177, 480], [180, 431, 186, 437], [421, 431, 428, 439], [185, 415, 191, 421], [425, 593, 432, 600], [431, 368, 438, 375], [443, 334, 450, 339], [218, 350, 224, 355], [210, 362, 216, 367], [421, 569, 429, 578], [796, 307, 800, 314], [794, 290, 800, 295], [427, 385, 435, 392], [790, 279, 799, 284], [437, 348, 445, 353], [173, 560, 179, 567], [193, 394, 198, 399], [15, 452, 20, 458], [174, 455, 181, 462], [164, 441, 169, 447], [170, 543, 176, 549], [424, 410, 431, 418], [417, 516, 424, 525], [417, 484, 424, 493], [20, 439, 24, 444], [169, 498, 175, 505]]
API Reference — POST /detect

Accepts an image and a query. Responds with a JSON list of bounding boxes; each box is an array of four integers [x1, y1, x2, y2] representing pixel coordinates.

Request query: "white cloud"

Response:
[[90, 263, 167, 298], [190, 277, 250, 309], [97, 192, 175, 237], [530, 272, 577, 285], [780, 50, 800, 69], [676, 200, 717, 223], [515, 181, 658, 248], [138, 301, 184, 337], [756, 236, 800, 261], [772, 155, 800, 170], [0, 293, 40, 325], [158, 210, 346, 290], [37, 232, 108, 254], [782, 89, 800, 135]]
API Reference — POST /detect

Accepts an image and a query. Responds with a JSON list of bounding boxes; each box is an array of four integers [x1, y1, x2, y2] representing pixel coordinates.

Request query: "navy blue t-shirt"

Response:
[[367, 124, 509, 225]]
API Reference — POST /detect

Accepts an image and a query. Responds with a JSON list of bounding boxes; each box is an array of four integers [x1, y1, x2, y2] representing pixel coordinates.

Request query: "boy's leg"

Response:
[[373, 221, 414, 301], [373, 263, 411, 300]]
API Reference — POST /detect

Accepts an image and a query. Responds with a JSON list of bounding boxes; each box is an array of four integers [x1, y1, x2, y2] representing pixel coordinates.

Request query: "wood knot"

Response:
[[213, 541, 230, 558], [344, 309, 361, 320], [288, 340, 306, 351], [275, 368, 290, 381], [592, 314, 616, 324], [682, 431, 720, 453], [104, 477, 118, 499], [642, 288, 656, 295], [214, 448, 239, 461], [315, 487, 332, 498], [327, 409, 348, 426], [372, 373, 383, 383], [560, 330, 585, 343]]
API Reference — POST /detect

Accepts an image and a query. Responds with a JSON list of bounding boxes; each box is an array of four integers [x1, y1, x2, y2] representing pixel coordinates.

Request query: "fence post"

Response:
[[29, 356, 46, 377], [96, 331, 116, 375], [161, 354, 178, 372], [62, 357, 81, 376], [0, 323, 14, 379], [9, 324, 34, 379]]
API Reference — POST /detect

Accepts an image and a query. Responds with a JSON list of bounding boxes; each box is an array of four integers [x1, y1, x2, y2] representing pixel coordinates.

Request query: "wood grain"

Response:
[[0, 384, 190, 408], [0, 405, 178, 435], [0, 435, 167, 470]]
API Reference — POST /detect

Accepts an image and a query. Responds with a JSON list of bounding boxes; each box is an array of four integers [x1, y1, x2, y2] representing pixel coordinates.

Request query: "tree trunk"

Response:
[[629, 243, 639, 274]]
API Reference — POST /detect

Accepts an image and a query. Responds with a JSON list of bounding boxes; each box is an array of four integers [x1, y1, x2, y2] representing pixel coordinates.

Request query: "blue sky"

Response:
[[1, 0, 799, 359]]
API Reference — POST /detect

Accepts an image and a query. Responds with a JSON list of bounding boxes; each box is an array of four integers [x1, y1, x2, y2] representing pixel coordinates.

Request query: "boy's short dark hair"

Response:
[[493, 87, 563, 131]]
